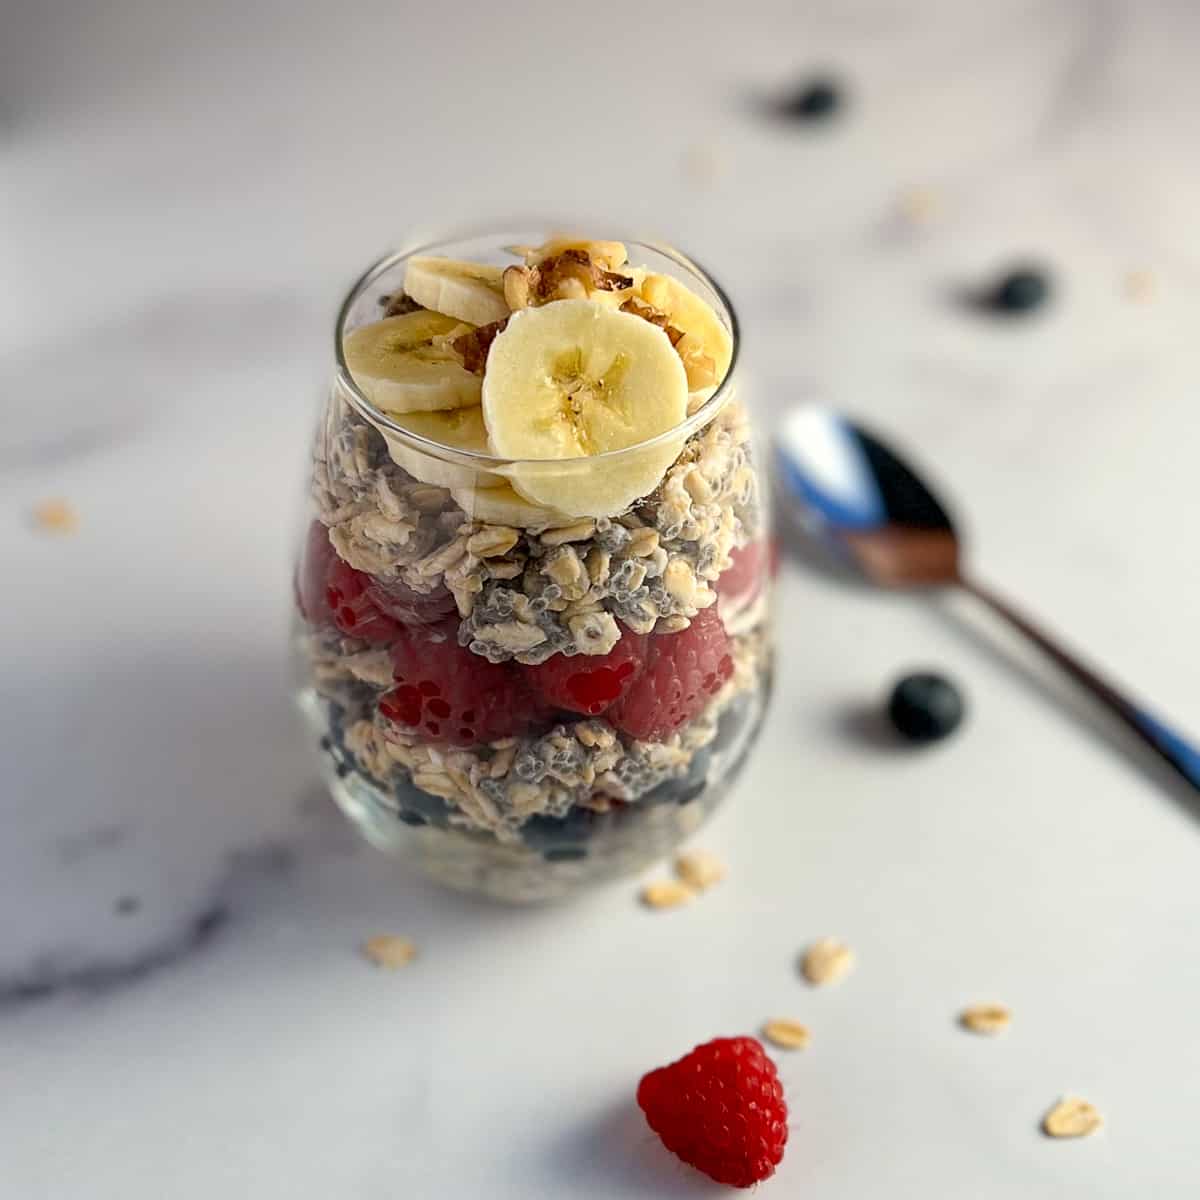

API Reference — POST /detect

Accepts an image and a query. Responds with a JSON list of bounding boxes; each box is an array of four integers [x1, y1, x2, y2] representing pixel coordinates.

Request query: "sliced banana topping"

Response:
[[482, 300, 689, 518], [451, 481, 574, 529], [637, 273, 733, 394], [343, 312, 481, 414], [382, 407, 503, 490], [403, 256, 510, 326]]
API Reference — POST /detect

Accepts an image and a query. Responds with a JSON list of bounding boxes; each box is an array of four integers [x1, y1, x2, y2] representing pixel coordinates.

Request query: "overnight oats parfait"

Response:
[[294, 231, 771, 900]]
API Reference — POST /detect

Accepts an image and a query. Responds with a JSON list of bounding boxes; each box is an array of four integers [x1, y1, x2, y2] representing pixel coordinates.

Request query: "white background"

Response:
[[3, 1, 1199, 1195]]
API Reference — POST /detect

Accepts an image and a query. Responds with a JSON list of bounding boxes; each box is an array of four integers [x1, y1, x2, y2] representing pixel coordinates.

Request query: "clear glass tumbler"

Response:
[[293, 230, 772, 900]]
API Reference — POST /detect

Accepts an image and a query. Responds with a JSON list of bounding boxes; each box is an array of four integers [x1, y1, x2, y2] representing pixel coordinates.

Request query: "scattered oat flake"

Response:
[[1123, 268, 1156, 302], [762, 1019, 811, 1050], [674, 849, 726, 891], [800, 937, 854, 986], [1042, 1096, 1103, 1139], [898, 185, 941, 224], [31, 499, 78, 534], [640, 880, 695, 909], [361, 935, 417, 968], [959, 1003, 1012, 1035]]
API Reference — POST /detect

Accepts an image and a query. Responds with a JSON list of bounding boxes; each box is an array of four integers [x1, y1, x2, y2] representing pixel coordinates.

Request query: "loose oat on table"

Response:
[[640, 879, 695, 909], [30, 498, 79, 534], [674, 848, 727, 891], [1123, 268, 1156, 302], [959, 1003, 1011, 1035], [762, 1019, 811, 1051], [1041, 1096, 1103, 1139], [361, 935, 417, 968], [800, 937, 854, 986]]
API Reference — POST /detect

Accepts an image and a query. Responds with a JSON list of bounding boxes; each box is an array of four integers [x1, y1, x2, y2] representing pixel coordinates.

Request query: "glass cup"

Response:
[[293, 230, 772, 901]]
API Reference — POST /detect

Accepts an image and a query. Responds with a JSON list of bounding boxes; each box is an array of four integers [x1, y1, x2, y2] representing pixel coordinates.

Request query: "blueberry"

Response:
[[522, 809, 595, 852], [714, 696, 751, 755], [543, 845, 588, 863], [887, 673, 965, 743], [393, 773, 451, 827], [642, 746, 713, 807], [777, 77, 843, 121], [984, 267, 1051, 314]]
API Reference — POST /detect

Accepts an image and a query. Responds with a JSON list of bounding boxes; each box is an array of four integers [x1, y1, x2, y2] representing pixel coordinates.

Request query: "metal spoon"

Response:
[[775, 405, 1200, 791]]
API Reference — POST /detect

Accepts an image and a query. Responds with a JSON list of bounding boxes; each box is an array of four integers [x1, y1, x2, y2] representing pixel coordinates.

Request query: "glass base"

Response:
[[299, 670, 769, 903]]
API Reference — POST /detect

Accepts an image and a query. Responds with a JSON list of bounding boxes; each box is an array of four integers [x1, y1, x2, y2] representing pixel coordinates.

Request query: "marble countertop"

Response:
[[4, 1, 1200, 1195]]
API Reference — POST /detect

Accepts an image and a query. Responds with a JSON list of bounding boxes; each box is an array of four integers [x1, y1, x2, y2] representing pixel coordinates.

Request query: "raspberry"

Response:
[[325, 557, 402, 644], [523, 633, 647, 716], [384, 619, 545, 746], [609, 606, 734, 741], [637, 1036, 788, 1189], [295, 521, 336, 627], [716, 540, 767, 603]]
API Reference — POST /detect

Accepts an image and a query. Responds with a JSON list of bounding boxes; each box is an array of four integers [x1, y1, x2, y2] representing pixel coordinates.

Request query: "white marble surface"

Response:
[[4, 1, 1200, 1195]]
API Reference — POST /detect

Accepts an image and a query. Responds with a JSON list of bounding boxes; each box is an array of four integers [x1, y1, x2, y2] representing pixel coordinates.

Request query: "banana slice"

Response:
[[382, 407, 504, 490], [403, 256, 510, 326], [638, 273, 733, 394], [482, 299, 689, 518], [452, 482, 573, 529], [344, 312, 481, 414]]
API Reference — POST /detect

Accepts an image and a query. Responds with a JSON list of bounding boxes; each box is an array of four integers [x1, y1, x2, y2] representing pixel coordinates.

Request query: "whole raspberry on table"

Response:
[[609, 606, 734, 741], [523, 632, 647, 716], [637, 1035, 788, 1188], [383, 618, 545, 746]]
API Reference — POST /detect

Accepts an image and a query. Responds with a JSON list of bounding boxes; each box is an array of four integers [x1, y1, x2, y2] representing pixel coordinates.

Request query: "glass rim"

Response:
[[332, 226, 741, 471]]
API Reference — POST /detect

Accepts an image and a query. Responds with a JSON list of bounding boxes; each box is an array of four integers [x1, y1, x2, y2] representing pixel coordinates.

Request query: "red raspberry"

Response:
[[522, 633, 647, 716], [383, 619, 545, 746], [637, 1036, 788, 1189], [295, 521, 336, 627], [609, 606, 734, 741], [325, 557, 402, 644], [716, 540, 767, 604]]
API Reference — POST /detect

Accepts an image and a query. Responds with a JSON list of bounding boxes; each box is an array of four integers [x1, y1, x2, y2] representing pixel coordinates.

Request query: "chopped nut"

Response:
[[502, 265, 532, 310], [532, 249, 633, 304], [762, 1019, 811, 1051], [466, 526, 519, 558], [959, 1004, 1012, 1035], [800, 938, 854, 986], [620, 297, 685, 346], [381, 293, 422, 317], [640, 879, 694, 909], [541, 519, 596, 546], [362, 935, 417, 968], [30, 499, 78, 534], [1042, 1097, 1103, 1139], [453, 318, 509, 374], [674, 848, 726, 890]]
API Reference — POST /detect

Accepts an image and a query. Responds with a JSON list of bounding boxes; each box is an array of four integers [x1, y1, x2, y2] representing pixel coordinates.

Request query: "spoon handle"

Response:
[[961, 576, 1200, 793]]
